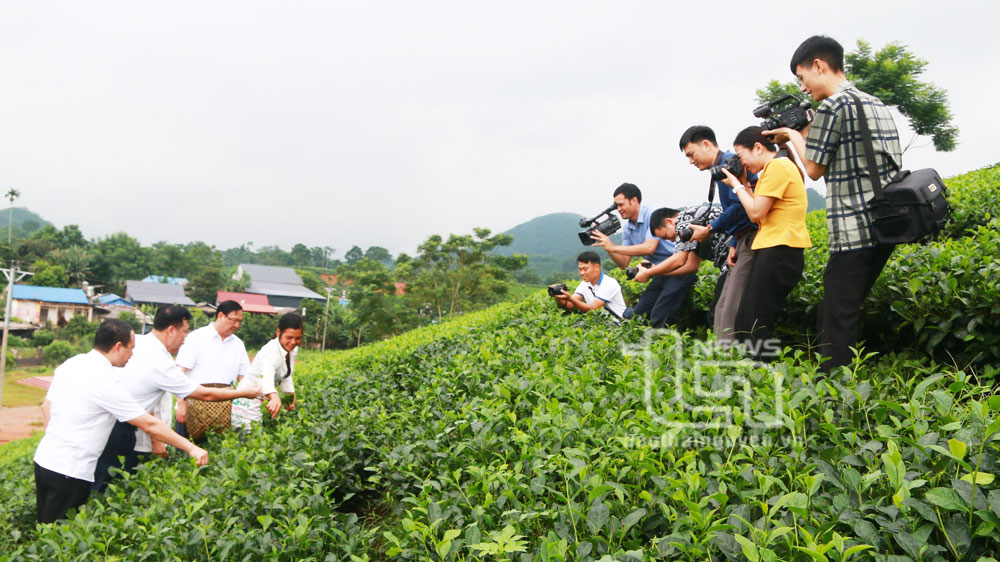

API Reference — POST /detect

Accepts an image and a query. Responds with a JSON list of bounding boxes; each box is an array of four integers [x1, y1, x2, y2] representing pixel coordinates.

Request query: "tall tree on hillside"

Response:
[[90, 232, 151, 291], [5, 187, 19, 244], [755, 39, 958, 153], [363, 246, 393, 265], [47, 247, 92, 286], [291, 243, 312, 267], [344, 245, 364, 265], [340, 257, 404, 346], [396, 228, 527, 319]]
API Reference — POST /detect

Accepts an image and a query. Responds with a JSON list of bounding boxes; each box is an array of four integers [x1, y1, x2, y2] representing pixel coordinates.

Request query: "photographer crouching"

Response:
[[587, 183, 683, 328], [630, 206, 732, 320], [550, 251, 630, 324]]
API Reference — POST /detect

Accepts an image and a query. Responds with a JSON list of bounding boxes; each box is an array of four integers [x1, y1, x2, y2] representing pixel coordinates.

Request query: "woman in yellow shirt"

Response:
[[719, 126, 811, 358]]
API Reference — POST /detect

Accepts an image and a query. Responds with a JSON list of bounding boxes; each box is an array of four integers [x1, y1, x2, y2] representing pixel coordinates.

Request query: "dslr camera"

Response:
[[547, 283, 568, 297], [753, 94, 813, 132], [676, 206, 714, 243], [578, 204, 621, 245], [710, 154, 744, 181], [625, 261, 653, 281]]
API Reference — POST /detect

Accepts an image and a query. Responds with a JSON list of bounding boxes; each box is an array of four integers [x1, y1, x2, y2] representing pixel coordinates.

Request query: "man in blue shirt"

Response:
[[590, 183, 691, 328], [679, 126, 758, 343]]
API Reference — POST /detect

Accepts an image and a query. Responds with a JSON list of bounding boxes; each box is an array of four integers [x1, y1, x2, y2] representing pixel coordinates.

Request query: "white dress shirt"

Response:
[[34, 351, 147, 482], [119, 333, 199, 452], [175, 324, 250, 386], [231, 338, 296, 427]]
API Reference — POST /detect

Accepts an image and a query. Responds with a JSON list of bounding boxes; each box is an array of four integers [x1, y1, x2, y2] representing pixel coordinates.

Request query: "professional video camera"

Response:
[[625, 261, 653, 281], [710, 154, 744, 181], [753, 94, 813, 132], [578, 204, 621, 245], [676, 206, 714, 243], [547, 283, 568, 297]]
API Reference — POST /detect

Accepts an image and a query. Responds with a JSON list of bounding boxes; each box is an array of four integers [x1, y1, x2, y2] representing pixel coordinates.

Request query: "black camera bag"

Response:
[[849, 92, 951, 244]]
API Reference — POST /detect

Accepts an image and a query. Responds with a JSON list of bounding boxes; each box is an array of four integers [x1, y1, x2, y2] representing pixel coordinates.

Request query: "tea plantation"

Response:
[[1, 165, 998, 561]]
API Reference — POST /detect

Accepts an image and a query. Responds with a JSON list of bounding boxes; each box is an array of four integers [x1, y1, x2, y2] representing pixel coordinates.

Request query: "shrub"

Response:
[[29, 330, 54, 347], [41, 340, 74, 365]]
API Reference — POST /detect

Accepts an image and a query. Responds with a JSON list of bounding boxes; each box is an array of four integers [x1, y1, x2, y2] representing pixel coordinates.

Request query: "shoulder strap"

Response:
[[707, 151, 724, 205], [846, 91, 885, 199]]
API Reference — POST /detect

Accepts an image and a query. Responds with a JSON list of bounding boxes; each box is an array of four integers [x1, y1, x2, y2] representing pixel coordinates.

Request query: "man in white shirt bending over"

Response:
[[93, 305, 262, 492], [33, 319, 208, 523], [174, 300, 251, 438], [551, 251, 631, 323]]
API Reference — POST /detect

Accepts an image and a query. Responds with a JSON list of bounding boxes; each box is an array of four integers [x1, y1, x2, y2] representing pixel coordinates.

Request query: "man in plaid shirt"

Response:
[[766, 35, 902, 371]]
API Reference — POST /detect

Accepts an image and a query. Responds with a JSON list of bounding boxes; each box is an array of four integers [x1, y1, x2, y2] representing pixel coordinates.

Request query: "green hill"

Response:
[[0, 207, 51, 241], [498, 212, 622, 281]]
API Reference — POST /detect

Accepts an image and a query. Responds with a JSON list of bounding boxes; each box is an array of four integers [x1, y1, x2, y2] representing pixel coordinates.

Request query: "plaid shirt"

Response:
[[805, 81, 902, 252]]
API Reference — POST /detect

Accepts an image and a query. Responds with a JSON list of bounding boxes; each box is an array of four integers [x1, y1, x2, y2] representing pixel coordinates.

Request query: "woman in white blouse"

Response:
[[231, 313, 303, 428]]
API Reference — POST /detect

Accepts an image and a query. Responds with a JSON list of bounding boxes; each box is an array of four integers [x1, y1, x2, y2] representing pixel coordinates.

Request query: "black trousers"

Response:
[[93, 420, 139, 493], [817, 244, 895, 371], [35, 462, 91, 523], [734, 245, 805, 358], [633, 273, 697, 328]]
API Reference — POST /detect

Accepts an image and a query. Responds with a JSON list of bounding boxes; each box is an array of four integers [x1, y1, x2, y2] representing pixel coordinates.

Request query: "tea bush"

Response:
[[3, 295, 999, 561]]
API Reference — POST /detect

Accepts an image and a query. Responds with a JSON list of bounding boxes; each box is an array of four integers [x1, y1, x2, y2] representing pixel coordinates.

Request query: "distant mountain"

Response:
[[0, 207, 52, 240], [497, 212, 623, 281], [807, 188, 825, 212]]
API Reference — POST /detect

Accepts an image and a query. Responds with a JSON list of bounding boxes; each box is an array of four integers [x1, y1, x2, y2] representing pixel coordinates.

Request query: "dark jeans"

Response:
[[633, 273, 697, 328], [817, 244, 895, 371], [708, 269, 728, 327], [734, 245, 805, 359], [175, 418, 188, 439], [35, 462, 91, 523], [93, 421, 140, 493]]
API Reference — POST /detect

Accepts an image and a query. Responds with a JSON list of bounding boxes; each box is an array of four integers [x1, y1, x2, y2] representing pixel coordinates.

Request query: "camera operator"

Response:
[[679, 126, 758, 343], [718, 126, 811, 358], [765, 36, 902, 371], [632, 206, 730, 286], [551, 251, 629, 323], [589, 183, 684, 328]]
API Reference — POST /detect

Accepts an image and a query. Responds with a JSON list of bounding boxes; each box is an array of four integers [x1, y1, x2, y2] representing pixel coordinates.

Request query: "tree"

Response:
[[344, 245, 364, 265], [90, 232, 151, 292], [846, 40, 957, 151], [187, 267, 224, 303], [397, 228, 527, 320], [47, 247, 92, 286], [291, 244, 312, 267], [756, 39, 958, 152], [5, 188, 19, 245], [363, 246, 393, 265], [31, 260, 69, 287]]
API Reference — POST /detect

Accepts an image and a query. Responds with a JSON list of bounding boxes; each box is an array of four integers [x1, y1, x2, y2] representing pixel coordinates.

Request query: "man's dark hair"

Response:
[[613, 183, 642, 202], [94, 319, 133, 353], [216, 300, 243, 318], [649, 207, 681, 231], [678, 126, 718, 151], [790, 35, 844, 74], [153, 305, 192, 331], [577, 251, 602, 265], [278, 312, 304, 333], [733, 126, 777, 153]]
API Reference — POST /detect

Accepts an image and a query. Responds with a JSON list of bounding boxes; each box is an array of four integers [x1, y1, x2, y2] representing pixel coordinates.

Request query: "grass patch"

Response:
[[2, 365, 51, 408]]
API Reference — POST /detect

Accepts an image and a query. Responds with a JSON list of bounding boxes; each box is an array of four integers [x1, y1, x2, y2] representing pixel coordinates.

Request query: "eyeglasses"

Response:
[[225, 314, 243, 325]]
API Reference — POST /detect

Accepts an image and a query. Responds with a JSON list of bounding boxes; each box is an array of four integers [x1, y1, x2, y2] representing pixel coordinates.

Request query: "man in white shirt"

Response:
[[93, 306, 262, 492], [34, 319, 208, 523], [174, 300, 251, 438], [232, 312, 303, 428], [551, 251, 630, 323]]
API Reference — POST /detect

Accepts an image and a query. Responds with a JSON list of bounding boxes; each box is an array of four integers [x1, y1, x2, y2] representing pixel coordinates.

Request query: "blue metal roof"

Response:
[[12, 285, 89, 305], [98, 293, 133, 306]]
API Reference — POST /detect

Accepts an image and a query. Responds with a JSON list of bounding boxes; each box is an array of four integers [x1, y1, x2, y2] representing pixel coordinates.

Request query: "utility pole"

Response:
[[5, 188, 20, 245], [0, 261, 33, 423], [321, 286, 334, 353]]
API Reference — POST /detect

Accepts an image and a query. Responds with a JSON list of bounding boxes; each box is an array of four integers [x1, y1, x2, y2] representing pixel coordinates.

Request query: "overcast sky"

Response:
[[1, 1, 995, 257]]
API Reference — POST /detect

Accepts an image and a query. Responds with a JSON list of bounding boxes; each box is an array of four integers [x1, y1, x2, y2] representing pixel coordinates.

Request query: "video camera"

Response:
[[547, 283, 568, 297], [753, 94, 813, 132], [578, 204, 621, 245]]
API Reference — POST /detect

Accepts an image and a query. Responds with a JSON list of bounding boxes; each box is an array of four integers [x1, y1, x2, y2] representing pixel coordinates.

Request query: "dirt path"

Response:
[[0, 405, 44, 445]]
